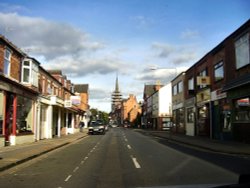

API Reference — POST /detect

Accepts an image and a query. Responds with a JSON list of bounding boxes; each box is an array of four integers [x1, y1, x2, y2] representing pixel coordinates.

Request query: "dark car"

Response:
[[88, 120, 105, 135]]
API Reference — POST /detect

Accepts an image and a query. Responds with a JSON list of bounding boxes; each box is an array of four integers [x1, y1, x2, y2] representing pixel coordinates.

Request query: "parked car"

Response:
[[88, 120, 105, 135]]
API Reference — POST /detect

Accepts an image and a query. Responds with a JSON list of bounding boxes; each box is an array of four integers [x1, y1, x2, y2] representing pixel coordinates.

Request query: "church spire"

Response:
[[111, 73, 122, 112], [115, 74, 119, 92]]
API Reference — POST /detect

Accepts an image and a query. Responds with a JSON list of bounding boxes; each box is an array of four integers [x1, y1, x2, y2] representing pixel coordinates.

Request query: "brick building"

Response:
[[0, 35, 39, 146], [121, 94, 141, 127], [182, 19, 250, 142]]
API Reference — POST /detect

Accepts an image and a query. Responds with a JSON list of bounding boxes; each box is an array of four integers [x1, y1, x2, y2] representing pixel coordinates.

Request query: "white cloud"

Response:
[[181, 29, 200, 39], [0, 12, 132, 77], [151, 42, 175, 58], [0, 13, 104, 60]]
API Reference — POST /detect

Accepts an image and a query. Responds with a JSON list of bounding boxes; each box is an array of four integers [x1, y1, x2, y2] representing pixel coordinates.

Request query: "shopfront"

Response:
[[211, 89, 232, 140], [185, 97, 196, 136], [223, 76, 250, 143], [0, 85, 37, 146], [196, 89, 211, 137], [172, 103, 185, 134], [232, 96, 250, 143]]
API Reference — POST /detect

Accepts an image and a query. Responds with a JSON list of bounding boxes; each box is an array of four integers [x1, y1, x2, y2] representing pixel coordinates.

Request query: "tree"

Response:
[[89, 108, 109, 124]]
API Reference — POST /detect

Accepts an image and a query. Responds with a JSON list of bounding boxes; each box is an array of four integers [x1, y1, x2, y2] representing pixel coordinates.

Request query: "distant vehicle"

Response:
[[111, 124, 118, 128], [88, 120, 105, 135]]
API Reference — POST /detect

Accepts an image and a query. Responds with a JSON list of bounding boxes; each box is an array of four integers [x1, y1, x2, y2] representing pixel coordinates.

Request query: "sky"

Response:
[[0, 0, 249, 112]]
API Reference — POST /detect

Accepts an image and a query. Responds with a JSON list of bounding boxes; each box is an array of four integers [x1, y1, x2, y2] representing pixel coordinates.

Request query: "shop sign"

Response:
[[211, 89, 227, 101], [70, 96, 81, 105], [237, 98, 250, 106], [196, 89, 210, 103], [197, 76, 210, 86], [64, 100, 72, 107]]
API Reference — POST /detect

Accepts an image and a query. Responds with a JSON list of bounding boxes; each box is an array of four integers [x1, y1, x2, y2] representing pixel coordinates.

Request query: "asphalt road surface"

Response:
[[0, 127, 244, 188]]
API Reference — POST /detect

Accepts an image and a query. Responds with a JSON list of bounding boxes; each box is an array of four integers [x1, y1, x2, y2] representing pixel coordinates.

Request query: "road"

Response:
[[0, 127, 246, 188]]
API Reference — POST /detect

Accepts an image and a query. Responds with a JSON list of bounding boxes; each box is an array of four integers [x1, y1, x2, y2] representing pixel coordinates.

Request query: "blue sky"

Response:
[[0, 0, 249, 112]]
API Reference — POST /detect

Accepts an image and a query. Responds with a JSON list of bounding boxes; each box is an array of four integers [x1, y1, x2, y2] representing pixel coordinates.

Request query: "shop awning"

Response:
[[222, 74, 250, 91]]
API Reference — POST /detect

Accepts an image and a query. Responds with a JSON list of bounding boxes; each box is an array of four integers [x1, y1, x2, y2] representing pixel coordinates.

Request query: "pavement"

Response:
[[135, 129, 250, 156], [0, 130, 88, 172], [1, 128, 250, 173]]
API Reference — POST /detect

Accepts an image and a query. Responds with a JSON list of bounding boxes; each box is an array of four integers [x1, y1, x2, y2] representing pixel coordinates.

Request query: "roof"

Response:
[[47, 70, 63, 75], [0, 34, 26, 56], [143, 84, 163, 98], [74, 84, 89, 93]]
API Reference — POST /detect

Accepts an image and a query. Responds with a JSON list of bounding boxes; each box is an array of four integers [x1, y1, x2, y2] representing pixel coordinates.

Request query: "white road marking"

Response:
[[65, 175, 72, 182], [131, 155, 141, 169], [81, 160, 84, 164], [73, 166, 79, 173], [127, 145, 132, 149], [84, 156, 88, 160], [124, 138, 128, 142]]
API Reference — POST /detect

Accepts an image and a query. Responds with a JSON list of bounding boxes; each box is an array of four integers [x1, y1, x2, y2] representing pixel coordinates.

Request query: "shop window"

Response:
[[198, 105, 208, 118], [235, 98, 250, 122], [187, 107, 194, 123], [235, 33, 250, 69], [214, 61, 224, 82], [16, 96, 33, 134], [0, 92, 3, 135], [4, 48, 11, 76]]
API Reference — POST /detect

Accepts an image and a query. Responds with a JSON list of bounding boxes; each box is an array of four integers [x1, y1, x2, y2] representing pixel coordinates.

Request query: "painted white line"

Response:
[[73, 166, 79, 173], [127, 145, 132, 149], [131, 156, 141, 169], [124, 138, 128, 142], [65, 175, 72, 182], [84, 156, 88, 160], [81, 160, 84, 164]]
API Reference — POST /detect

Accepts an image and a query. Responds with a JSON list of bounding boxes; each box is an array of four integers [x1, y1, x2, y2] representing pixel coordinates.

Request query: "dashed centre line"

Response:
[[64, 175, 72, 182], [127, 144, 132, 149], [73, 166, 79, 173], [131, 155, 141, 169]]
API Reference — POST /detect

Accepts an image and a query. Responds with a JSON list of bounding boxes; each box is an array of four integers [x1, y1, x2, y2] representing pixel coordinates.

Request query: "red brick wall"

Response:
[[0, 45, 4, 73], [10, 52, 21, 81], [0, 43, 22, 81]]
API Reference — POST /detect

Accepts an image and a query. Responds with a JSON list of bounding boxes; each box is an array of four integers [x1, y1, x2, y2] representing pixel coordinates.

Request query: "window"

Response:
[[32, 63, 39, 87], [188, 77, 194, 90], [22, 60, 30, 83], [16, 96, 33, 134], [70, 85, 74, 93], [214, 61, 224, 82], [0, 92, 3, 135], [4, 48, 11, 76], [235, 33, 250, 69], [22, 59, 39, 87], [47, 81, 52, 94], [173, 85, 177, 95], [178, 81, 183, 93]]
